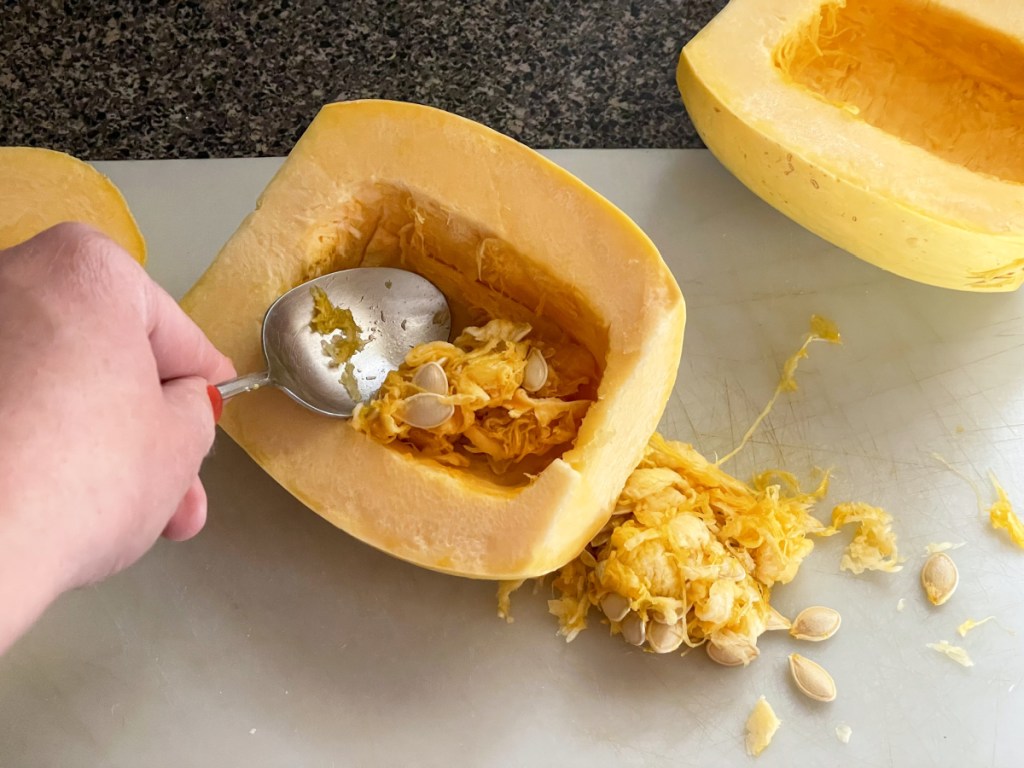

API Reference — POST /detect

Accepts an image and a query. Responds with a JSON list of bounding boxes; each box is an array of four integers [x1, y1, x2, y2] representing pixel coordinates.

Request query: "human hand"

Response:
[[0, 222, 235, 650]]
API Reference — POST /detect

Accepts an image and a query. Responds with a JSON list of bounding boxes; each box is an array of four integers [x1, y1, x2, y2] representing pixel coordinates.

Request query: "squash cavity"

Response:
[[288, 182, 606, 487], [774, 0, 1024, 184]]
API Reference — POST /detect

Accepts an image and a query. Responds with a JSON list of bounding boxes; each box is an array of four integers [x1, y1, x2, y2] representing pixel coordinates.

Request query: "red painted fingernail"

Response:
[[207, 385, 223, 423]]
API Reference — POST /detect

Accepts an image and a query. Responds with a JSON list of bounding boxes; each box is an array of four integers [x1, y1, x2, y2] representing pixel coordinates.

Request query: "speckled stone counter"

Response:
[[1, 0, 726, 159]]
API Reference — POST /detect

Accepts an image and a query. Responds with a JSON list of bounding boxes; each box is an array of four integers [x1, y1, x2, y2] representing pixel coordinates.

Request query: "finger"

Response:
[[158, 377, 214, 542], [143, 278, 236, 384], [162, 476, 208, 542], [7, 223, 235, 385], [159, 374, 217, 478]]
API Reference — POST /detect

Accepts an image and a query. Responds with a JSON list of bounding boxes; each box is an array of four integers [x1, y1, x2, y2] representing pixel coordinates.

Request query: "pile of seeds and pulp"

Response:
[[490, 314, 974, 757], [499, 318, 902, 662]]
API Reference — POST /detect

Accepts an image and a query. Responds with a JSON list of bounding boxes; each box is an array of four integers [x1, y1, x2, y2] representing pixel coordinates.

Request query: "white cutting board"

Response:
[[2, 151, 1023, 767]]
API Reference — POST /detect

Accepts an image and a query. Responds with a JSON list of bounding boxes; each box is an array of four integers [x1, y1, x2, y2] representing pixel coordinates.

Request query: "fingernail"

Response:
[[206, 385, 223, 423]]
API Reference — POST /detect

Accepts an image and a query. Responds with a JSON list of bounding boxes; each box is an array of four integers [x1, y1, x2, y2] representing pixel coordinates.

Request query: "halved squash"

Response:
[[678, 0, 1024, 292], [183, 100, 686, 579], [0, 147, 146, 263]]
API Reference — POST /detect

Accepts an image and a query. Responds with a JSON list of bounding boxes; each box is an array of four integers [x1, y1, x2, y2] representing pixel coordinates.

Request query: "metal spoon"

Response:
[[212, 267, 451, 418]]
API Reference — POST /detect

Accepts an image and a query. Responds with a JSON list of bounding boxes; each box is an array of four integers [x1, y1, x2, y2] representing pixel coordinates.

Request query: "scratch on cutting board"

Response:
[[662, 385, 711, 453], [588, 724, 670, 762], [678, 401, 702, 449], [724, 378, 738, 457], [759, 406, 782, 454], [767, 441, 932, 469], [865, 430, 884, 463], [915, 343, 1023, 386], [932, 453, 987, 516]]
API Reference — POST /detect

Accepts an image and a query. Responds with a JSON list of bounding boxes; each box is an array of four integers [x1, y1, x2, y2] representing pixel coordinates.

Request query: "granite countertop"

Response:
[[1, 0, 726, 160]]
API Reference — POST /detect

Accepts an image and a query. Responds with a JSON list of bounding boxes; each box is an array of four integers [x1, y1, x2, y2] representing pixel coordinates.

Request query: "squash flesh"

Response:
[[775, 0, 1024, 184]]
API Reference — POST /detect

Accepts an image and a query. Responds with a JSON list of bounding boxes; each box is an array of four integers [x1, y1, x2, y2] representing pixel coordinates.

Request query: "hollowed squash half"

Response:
[[678, 0, 1024, 291], [183, 101, 685, 579]]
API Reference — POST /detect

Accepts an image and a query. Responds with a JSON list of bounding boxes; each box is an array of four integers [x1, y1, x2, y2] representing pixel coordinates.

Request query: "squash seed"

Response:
[[706, 640, 760, 667], [599, 592, 630, 622], [789, 606, 842, 642], [765, 606, 792, 631], [411, 361, 448, 394], [788, 653, 837, 702], [647, 619, 686, 654], [400, 392, 455, 429], [620, 612, 646, 647], [921, 552, 959, 606], [522, 348, 549, 392]]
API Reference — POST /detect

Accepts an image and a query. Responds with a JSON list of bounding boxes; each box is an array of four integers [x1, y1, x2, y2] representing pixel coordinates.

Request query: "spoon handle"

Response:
[[214, 370, 273, 402]]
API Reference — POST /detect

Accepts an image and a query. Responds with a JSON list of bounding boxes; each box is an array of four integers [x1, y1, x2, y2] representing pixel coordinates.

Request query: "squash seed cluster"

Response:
[[546, 433, 831, 660], [352, 319, 593, 474]]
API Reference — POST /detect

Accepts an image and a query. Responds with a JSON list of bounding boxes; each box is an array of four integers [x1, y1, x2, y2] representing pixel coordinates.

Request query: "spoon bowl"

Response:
[[214, 268, 451, 417]]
